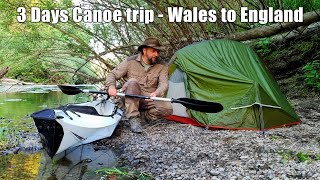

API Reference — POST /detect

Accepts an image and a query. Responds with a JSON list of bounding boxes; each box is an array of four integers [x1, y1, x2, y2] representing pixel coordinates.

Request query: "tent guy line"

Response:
[[231, 103, 281, 110]]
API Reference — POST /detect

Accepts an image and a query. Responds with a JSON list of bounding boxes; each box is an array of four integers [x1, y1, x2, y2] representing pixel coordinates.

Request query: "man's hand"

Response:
[[150, 92, 157, 97], [145, 92, 157, 102], [108, 87, 117, 97]]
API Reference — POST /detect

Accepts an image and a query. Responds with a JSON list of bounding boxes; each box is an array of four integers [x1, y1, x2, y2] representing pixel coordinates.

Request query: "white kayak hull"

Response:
[[31, 99, 123, 158]]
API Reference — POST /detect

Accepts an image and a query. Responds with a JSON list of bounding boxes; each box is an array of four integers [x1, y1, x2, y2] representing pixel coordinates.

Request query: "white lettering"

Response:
[[72, 7, 122, 23], [168, 7, 217, 23], [208, 10, 217, 22], [30, 7, 41, 22], [240, 7, 304, 24], [16, 7, 27, 22], [167, 7, 183, 22], [72, 7, 82, 22]]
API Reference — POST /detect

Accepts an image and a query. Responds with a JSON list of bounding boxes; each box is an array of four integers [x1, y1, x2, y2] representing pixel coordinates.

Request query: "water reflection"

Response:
[[0, 89, 92, 120], [0, 152, 41, 179], [0, 144, 118, 180], [0, 86, 93, 137], [38, 144, 118, 180]]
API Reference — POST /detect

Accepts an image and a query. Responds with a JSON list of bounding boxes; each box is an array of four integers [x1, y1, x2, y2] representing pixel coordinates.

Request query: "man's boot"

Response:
[[129, 117, 142, 133]]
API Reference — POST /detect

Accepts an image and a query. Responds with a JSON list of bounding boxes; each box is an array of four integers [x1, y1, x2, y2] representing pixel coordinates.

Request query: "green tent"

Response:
[[165, 39, 301, 130]]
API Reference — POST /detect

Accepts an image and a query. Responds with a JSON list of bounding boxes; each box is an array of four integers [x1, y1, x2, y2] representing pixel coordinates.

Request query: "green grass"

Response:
[[95, 167, 152, 180], [278, 150, 320, 163], [271, 135, 279, 140], [278, 150, 294, 162], [297, 152, 310, 162]]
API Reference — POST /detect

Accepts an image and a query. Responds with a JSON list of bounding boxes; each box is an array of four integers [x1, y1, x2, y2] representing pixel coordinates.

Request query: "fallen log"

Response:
[[224, 10, 320, 41]]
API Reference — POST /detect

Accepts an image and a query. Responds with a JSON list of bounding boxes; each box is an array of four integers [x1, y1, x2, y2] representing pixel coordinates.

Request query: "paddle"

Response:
[[58, 85, 223, 113]]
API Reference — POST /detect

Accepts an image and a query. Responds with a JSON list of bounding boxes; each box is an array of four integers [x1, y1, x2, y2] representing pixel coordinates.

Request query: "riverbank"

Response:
[[100, 32, 320, 179], [103, 95, 320, 179], [1, 80, 319, 179], [1, 86, 319, 179], [0, 78, 50, 93], [0, 79, 96, 93]]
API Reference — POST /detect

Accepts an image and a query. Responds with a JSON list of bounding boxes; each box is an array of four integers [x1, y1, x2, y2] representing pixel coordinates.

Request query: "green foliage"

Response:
[[278, 150, 294, 162], [278, 150, 319, 163], [7, 60, 50, 83], [267, 0, 320, 11], [271, 135, 279, 140], [303, 60, 320, 91], [282, 0, 320, 11], [296, 41, 314, 52], [2, 0, 320, 85], [256, 38, 271, 56], [0, 0, 98, 84], [95, 167, 152, 180], [297, 152, 310, 162]]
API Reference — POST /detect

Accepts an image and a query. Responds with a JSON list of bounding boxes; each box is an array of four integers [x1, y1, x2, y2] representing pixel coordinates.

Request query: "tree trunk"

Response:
[[0, 67, 9, 79], [224, 10, 320, 41]]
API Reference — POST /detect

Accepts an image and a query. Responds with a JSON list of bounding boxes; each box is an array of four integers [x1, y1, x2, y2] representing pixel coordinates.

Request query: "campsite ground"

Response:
[[100, 32, 320, 179], [102, 96, 320, 179]]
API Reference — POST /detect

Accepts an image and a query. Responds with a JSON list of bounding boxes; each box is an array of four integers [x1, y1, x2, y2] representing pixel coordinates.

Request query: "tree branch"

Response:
[[224, 10, 320, 41]]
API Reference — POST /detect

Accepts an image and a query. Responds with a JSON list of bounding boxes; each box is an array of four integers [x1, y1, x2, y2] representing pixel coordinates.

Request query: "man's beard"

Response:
[[148, 57, 158, 65]]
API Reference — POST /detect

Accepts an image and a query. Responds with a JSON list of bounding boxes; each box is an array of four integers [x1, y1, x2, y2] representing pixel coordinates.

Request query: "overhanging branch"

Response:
[[224, 10, 320, 41]]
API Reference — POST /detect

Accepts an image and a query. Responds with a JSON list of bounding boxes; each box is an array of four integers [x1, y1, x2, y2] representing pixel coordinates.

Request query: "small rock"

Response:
[[12, 147, 20, 154], [209, 170, 220, 176], [131, 159, 140, 166]]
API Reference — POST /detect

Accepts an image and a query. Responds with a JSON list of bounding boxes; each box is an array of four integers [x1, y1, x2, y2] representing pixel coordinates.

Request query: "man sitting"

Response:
[[106, 37, 173, 133]]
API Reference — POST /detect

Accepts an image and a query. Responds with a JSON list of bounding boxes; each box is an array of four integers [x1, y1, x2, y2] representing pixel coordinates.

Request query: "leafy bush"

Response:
[[8, 60, 50, 83], [269, 0, 320, 11], [256, 38, 271, 56], [7, 60, 71, 84], [303, 60, 320, 91]]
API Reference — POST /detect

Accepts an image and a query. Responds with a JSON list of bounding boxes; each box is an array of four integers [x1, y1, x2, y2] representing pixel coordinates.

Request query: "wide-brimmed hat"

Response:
[[137, 37, 166, 51]]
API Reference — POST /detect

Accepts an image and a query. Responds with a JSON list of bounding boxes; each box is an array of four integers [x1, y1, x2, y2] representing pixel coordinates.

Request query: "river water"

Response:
[[0, 85, 118, 179]]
